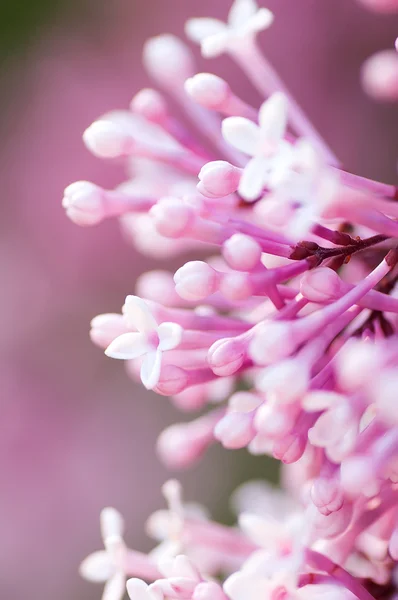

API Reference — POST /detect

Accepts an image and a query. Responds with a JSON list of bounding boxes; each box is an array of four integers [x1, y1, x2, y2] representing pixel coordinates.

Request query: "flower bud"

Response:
[[143, 35, 195, 87], [197, 161, 241, 198], [174, 261, 220, 301], [150, 198, 196, 238], [185, 73, 230, 109], [222, 234, 262, 271]]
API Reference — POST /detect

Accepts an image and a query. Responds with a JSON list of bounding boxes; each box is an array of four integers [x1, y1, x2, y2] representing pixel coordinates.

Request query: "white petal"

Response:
[[123, 295, 157, 333], [102, 572, 126, 600], [126, 578, 151, 600], [202, 32, 231, 58], [105, 332, 150, 360], [79, 551, 113, 582], [259, 93, 288, 142], [101, 507, 125, 540], [158, 322, 183, 351], [104, 535, 127, 566], [140, 349, 162, 390], [244, 9, 274, 34], [228, 0, 258, 27], [222, 117, 260, 155], [185, 18, 226, 43], [224, 573, 272, 600], [238, 156, 268, 201]]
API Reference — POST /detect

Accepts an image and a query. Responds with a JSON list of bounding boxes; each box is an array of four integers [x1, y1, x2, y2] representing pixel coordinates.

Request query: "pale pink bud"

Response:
[[311, 477, 344, 516], [130, 88, 168, 124], [143, 35, 195, 87], [362, 50, 398, 101], [197, 161, 241, 198], [83, 119, 134, 158], [228, 391, 262, 413], [219, 272, 253, 302], [136, 270, 184, 307], [154, 365, 189, 396], [150, 198, 196, 238], [336, 340, 381, 392], [273, 433, 307, 463], [222, 234, 262, 271], [90, 314, 129, 348], [207, 337, 246, 376], [340, 456, 374, 497], [174, 261, 220, 301], [249, 322, 296, 366], [63, 181, 105, 226], [157, 419, 214, 469], [300, 268, 342, 303], [254, 402, 299, 438], [185, 73, 230, 110], [312, 501, 353, 539], [214, 412, 255, 449], [257, 359, 309, 404], [193, 581, 227, 600]]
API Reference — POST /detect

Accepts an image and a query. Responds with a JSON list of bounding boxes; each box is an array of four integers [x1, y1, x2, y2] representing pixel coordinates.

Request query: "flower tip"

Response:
[[143, 34, 195, 86], [184, 73, 229, 109], [130, 88, 168, 123], [83, 120, 132, 158], [100, 506, 125, 540]]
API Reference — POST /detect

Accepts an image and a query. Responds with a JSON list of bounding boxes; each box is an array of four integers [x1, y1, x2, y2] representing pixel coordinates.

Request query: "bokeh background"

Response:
[[1, 1, 397, 599]]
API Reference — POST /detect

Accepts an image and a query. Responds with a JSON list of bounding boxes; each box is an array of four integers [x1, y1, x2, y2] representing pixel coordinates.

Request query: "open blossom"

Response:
[[105, 296, 183, 389], [64, 1, 398, 600], [185, 0, 274, 58]]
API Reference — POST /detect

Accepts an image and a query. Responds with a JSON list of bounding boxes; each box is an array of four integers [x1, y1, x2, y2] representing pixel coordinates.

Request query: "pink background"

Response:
[[0, 1, 396, 599]]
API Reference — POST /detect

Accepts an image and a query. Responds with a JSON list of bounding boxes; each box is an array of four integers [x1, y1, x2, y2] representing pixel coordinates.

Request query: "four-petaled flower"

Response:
[[186, 0, 274, 58], [105, 296, 183, 390], [79, 507, 127, 600], [222, 92, 293, 201]]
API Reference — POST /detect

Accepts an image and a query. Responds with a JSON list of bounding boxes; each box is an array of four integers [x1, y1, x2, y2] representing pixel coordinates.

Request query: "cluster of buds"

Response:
[[64, 1, 398, 600]]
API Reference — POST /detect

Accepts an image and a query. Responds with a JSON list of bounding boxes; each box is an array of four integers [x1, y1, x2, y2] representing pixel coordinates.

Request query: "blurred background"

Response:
[[0, 1, 397, 599]]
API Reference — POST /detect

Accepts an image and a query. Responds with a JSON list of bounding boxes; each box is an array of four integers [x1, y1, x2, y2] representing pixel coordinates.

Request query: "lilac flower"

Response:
[[64, 1, 398, 600], [105, 296, 183, 389], [185, 0, 274, 58]]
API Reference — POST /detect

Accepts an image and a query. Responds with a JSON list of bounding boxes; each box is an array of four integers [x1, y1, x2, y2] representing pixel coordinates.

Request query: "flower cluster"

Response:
[[64, 1, 398, 600]]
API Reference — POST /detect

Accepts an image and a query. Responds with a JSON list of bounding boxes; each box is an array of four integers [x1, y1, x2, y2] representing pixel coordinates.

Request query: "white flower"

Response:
[[185, 0, 274, 58], [105, 296, 183, 390], [146, 480, 210, 572], [79, 508, 127, 600], [222, 93, 293, 201], [270, 139, 339, 240]]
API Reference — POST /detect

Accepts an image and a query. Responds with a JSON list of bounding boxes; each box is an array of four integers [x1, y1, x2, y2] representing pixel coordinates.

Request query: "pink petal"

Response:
[[140, 349, 162, 389], [158, 322, 183, 351], [105, 332, 150, 360], [123, 295, 158, 333]]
